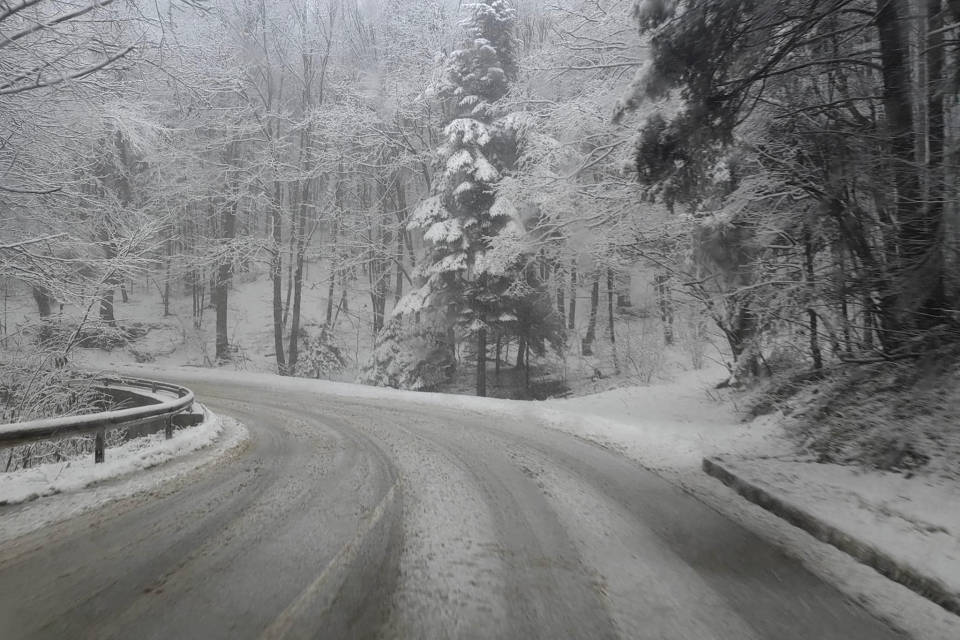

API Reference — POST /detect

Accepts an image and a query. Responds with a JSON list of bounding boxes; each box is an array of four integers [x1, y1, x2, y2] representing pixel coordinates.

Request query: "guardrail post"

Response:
[[94, 429, 105, 463], [165, 417, 173, 440]]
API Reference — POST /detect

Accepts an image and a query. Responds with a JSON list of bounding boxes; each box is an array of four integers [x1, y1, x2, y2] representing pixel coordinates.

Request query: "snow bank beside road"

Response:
[[707, 456, 960, 610], [529, 374, 960, 638], [533, 364, 786, 470], [0, 409, 223, 506], [0, 413, 246, 544]]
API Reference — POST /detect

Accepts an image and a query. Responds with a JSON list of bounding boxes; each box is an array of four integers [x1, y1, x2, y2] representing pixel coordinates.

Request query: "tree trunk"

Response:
[[371, 280, 386, 336], [215, 195, 238, 361], [616, 271, 632, 307], [288, 182, 310, 374], [283, 196, 297, 329], [369, 211, 388, 336], [32, 286, 52, 319], [582, 271, 600, 356], [607, 269, 620, 374], [606, 269, 615, 340], [286, 40, 320, 369], [99, 238, 118, 328], [875, 0, 941, 321], [326, 267, 337, 327], [332, 269, 350, 327], [395, 230, 404, 304], [197, 271, 206, 328], [808, 310, 822, 370], [555, 259, 566, 327], [3, 278, 8, 339], [99, 130, 131, 330], [523, 341, 531, 396], [726, 303, 759, 379], [404, 229, 417, 272], [655, 273, 674, 345], [163, 239, 170, 317], [100, 288, 116, 327], [121, 282, 129, 304], [568, 259, 577, 330], [476, 325, 487, 397], [837, 247, 853, 353], [32, 286, 53, 344], [288, 252, 305, 373], [924, 0, 946, 311], [326, 216, 340, 327], [495, 336, 502, 377], [804, 230, 823, 370], [446, 325, 457, 371], [272, 183, 287, 375], [393, 178, 413, 305]]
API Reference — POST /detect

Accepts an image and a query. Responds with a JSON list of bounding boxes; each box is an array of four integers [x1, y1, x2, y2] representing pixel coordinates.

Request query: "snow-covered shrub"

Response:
[[0, 364, 104, 425], [616, 314, 665, 384], [126, 323, 181, 364], [295, 324, 346, 380], [358, 316, 455, 391], [2, 427, 129, 472], [677, 299, 710, 370], [128, 346, 156, 364], [765, 341, 807, 373]]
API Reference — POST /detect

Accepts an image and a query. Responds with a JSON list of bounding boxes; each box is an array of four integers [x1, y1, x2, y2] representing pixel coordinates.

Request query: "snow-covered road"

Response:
[[0, 374, 905, 639]]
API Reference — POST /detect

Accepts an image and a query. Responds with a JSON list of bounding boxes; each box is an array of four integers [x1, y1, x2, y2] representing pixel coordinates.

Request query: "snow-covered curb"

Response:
[[532, 417, 960, 639], [702, 456, 960, 616], [0, 408, 223, 506]]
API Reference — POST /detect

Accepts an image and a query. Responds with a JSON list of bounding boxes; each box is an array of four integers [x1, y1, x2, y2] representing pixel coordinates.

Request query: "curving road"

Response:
[[0, 376, 904, 639]]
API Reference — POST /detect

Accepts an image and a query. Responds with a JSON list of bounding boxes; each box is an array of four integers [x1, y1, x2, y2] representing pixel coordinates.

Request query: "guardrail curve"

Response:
[[0, 377, 199, 464]]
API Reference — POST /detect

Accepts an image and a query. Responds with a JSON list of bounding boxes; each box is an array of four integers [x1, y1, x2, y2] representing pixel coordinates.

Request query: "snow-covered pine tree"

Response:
[[392, 0, 521, 397], [357, 316, 456, 391], [295, 324, 346, 380]]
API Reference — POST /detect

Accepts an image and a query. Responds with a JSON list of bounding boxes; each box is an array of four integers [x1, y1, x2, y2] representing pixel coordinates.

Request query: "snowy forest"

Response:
[[3, 0, 960, 413]]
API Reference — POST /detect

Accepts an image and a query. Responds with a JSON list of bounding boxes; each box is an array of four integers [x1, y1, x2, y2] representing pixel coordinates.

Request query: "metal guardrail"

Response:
[[0, 377, 196, 464]]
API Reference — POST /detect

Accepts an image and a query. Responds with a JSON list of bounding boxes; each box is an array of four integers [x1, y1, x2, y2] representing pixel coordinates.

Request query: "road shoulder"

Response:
[[520, 376, 960, 640], [702, 455, 960, 617], [0, 412, 248, 544]]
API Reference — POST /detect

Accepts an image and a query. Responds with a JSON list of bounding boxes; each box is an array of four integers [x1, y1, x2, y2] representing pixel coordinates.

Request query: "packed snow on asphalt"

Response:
[[0, 366, 957, 640]]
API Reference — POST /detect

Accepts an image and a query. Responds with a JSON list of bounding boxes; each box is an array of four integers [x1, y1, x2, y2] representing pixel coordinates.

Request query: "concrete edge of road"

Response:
[[701, 456, 960, 618]]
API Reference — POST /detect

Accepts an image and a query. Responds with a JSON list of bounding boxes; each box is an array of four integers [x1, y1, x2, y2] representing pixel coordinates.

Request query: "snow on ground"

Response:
[[0, 409, 225, 506], [59, 262, 686, 396], [528, 367, 960, 639], [534, 360, 787, 470], [92, 361, 960, 638], [0, 413, 247, 543], [717, 457, 960, 600], [530, 361, 960, 604], [73, 272, 355, 374]]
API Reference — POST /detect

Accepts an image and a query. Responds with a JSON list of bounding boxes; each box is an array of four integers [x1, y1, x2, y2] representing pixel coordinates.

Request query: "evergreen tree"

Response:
[[368, 1, 563, 396], [393, 0, 522, 397], [616, 0, 955, 372], [295, 325, 346, 380], [357, 316, 456, 391]]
